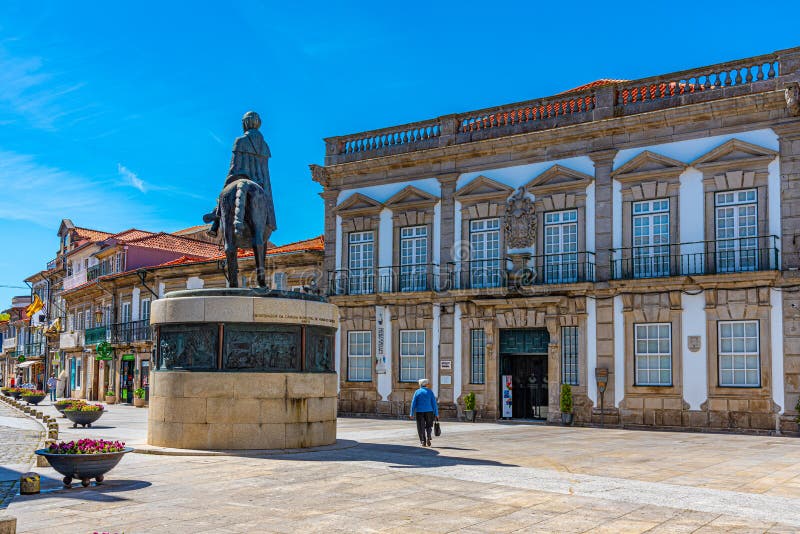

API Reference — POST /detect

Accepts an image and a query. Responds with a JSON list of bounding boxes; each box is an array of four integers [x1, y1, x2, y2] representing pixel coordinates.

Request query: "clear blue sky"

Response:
[[0, 1, 797, 305]]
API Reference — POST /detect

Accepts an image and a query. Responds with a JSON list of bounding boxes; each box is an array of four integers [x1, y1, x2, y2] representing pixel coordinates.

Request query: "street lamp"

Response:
[[94, 309, 103, 325]]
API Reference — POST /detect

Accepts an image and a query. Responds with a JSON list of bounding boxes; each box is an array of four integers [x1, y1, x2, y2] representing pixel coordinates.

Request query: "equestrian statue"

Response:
[[203, 111, 277, 288]]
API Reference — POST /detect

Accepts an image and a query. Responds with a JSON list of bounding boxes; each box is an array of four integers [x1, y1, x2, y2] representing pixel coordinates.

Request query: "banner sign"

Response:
[[502, 375, 513, 418], [375, 306, 387, 374]]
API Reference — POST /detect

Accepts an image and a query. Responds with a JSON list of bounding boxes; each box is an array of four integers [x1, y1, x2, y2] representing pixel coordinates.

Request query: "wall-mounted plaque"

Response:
[[687, 336, 701, 352], [440, 360, 452, 370], [440, 375, 452, 385]]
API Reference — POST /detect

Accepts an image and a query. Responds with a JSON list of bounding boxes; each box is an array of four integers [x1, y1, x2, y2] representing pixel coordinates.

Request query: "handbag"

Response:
[[434, 421, 441, 437]]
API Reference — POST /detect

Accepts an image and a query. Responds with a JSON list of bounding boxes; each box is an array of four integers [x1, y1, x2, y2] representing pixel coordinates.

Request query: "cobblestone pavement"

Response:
[[8, 410, 800, 533], [0, 402, 44, 509]]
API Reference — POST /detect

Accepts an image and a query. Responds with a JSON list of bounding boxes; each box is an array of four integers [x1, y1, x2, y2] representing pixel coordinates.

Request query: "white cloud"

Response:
[[117, 163, 146, 192]]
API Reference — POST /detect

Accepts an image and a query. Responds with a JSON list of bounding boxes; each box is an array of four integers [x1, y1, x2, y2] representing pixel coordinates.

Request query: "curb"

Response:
[[132, 438, 358, 457]]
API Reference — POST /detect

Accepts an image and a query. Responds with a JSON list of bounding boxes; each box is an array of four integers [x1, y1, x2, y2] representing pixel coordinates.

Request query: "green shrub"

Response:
[[560, 384, 573, 414], [134, 388, 146, 399], [464, 391, 476, 411]]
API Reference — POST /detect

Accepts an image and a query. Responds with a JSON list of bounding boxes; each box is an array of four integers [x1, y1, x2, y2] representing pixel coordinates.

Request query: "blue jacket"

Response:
[[410, 387, 439, 416]]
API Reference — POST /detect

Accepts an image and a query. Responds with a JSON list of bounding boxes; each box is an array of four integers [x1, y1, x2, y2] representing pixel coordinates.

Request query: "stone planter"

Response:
[[35, 447, 133, 487], [104, 395, 117, 405], [133, 397, 147, 408], [23, 394, 46, 406], [465, 409, 476, 422], [561, 413, 574, 426], [10, 390, 22, 400], [64, 410, 104, 428]]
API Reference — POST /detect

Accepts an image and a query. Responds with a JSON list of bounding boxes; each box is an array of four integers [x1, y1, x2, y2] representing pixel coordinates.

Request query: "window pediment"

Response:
[[334, 192, 383, 217], [525, 164, 593, 194], [613, 151, 687, 182], [455, 175, 514, 204], [691, 139, 777, 171], [383, 185, 439, 211]]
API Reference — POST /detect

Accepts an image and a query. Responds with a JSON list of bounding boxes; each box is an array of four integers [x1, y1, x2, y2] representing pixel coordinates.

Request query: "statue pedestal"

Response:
[[147, 289, 339, 450]]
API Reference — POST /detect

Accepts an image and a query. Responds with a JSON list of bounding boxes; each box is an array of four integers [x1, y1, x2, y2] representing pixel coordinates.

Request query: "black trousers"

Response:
[[415, 412, 435, 443]]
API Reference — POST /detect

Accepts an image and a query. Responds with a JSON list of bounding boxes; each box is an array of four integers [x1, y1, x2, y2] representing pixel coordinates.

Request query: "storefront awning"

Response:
[[17, 361, 36, 368]]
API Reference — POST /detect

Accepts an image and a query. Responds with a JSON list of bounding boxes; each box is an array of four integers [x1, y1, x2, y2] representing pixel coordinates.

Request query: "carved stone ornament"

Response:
[[309, 164, 330, 187], [786, 82, 800, 117], [504, 187, 537, 248], [687, 335, 702, 353]]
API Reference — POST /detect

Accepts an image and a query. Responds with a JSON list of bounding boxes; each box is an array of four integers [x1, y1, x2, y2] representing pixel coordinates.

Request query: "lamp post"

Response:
[[595, 367, 609, 427], [94, 309, 103, 326]]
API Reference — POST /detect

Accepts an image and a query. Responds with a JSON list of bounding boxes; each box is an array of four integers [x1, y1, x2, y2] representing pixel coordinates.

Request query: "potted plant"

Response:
[[35, 438, 133, 487], [64, 403, 105, 428], [22, 390, 46, 406], [1, 387, 11, 396], [9, 388, 24, 400], [464, 392, 476, 422], [104, 390, 117, 405], [133, 388, 147, 408], [560, 384, 574, 426], [54, 399, 83, 417]]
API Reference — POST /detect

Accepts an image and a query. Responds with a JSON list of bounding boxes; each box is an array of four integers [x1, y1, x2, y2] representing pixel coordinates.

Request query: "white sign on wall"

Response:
[[440, 360, 452, 370], [440, 375, 452, 385], [375, 306, 387, 374]]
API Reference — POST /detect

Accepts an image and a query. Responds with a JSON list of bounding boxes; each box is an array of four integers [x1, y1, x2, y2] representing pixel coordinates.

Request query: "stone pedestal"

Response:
[[148, 289, 339, 450]]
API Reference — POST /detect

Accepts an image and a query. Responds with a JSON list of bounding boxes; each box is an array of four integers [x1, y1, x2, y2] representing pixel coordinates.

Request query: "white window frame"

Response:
[[140, 298, 151, 322], [121, 301, 131, 323], [632, 199, 670, 278], [399, 330, 426, 383], [715, 189, 758, 273], [718, 320, 760, 387], [469, 218, 501, 289], [347, 331, 372, 382], [348, 231, 375, 295], [544, 209, 579, 283], [634, 323, 672, 386], [399, 225, 428, 292]]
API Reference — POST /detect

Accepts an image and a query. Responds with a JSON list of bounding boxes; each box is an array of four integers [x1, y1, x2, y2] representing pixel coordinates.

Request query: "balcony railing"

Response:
[[84, 326, 110, 345], [448, 253, 596, 290], [62, 270, 87, 291], [22, 342, 44, 357], [2, 337, 16, 351], [111, 320, 152, 344], [328, 264, 443, 296], [611, 236, 779, 280]]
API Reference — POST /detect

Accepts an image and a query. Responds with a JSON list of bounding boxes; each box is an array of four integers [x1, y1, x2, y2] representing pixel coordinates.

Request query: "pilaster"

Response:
[[437, 173, 460, 267], [590, 149, 617, 282]]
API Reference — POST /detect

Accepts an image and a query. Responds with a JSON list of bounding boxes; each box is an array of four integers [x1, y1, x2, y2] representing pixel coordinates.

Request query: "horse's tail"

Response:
[[233, 181, 246, 236]]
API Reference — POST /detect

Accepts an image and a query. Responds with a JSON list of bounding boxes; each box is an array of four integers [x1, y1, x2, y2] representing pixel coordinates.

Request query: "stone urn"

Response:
[[104, 394, 117, 405], [64, 409, 104, 428], [133, 396, 147, 408], [36, 447, 133, 487]]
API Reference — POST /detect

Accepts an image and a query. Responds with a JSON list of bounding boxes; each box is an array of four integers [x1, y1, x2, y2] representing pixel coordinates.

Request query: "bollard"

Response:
[[0, 514, 17, 534], [20, 472, 40, 495]]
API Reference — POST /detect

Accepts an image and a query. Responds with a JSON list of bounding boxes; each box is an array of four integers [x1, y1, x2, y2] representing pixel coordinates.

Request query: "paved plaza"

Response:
[[2, 401, 800, 532]]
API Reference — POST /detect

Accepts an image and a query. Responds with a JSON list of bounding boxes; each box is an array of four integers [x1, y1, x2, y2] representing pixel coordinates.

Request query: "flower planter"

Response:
[[104, 395, 117, 405], [561, 413, 574, 426], [35, 447, 133, 487], [10, 390, 23, 400], [133, 397, 147, 408], [465, 409, 476, 422], [64, 409, 104, 428], [23, 394, 46, 406]]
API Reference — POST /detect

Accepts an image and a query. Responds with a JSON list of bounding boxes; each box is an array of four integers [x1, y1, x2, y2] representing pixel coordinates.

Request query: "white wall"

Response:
[[771, 289, 785, 416], [681, 293, 708, 410], [432, 304, 440, 396], [679, 168, 705, 269], [186, 276, 204, 290], [453, 304, 462, 403], [131, 287, 140, 320], [336, 178, 442, 205], [586, 298, 597, 404], [768, 158, 781, 268], [585, 182, 595, 253], [378, 208, 393, 280], [457, 156, 595, 190], [613, 295, 624, 408], [335, 215, 342, 271]]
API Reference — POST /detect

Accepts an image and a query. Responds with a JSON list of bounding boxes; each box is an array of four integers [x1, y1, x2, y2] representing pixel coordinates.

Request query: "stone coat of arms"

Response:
[[504, 187, 536, 248]]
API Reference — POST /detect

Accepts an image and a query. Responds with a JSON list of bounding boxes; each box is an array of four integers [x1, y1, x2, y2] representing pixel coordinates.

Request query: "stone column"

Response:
[[775, 121, 800, 431], [590, 149, 617, 282], [319, 189, 340, 294], [437, 173, 460, 269]]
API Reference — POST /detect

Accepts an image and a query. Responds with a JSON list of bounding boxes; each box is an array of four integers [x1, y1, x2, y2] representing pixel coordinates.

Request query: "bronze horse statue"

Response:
[[204, 111, 277, 288], [217, 175, 272, 287]]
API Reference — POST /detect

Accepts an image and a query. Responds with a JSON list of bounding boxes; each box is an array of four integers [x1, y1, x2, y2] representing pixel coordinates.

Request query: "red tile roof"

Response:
[[172, 224, 211, 235], [73, 227, 112, 243], [268, 236, 324, 255], [124, 233, 221, 258], [559, 79, 629, 94], [108, 228, 155, 241]]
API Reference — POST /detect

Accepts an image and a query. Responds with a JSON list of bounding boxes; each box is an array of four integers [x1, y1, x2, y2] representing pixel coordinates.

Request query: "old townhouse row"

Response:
[[1, 218, 324, 403], [311, 46, 800, 432]]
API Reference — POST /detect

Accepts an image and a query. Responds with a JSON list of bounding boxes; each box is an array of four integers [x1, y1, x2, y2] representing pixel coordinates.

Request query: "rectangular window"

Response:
[[399, 330, 426, 382], [399, 226, 428, 291], [715, 189, 757, 273], [469, 218, 501, 288], [718, 320, 760, 387], [544, 210, 579, 283], [347, 331, 372, 382], [470, 329, 486, 384], [140, 299, 151, 322], [634, 323, 672, 386], [632, 199, 670, 278], [121, 301, 131, 323], [75, 357, 82, 388], [561, 326, 579, 385], [273, 272, 287, 290], [348, 231, 374, 294]]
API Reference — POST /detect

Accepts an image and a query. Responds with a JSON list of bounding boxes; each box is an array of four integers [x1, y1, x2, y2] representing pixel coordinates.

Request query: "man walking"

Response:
[[47, 373, 57, 402], [409, 378, 439, 447]]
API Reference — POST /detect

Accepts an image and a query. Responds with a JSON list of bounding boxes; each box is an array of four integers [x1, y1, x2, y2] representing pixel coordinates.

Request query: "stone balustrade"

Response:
[[323, 47, 800, 165]]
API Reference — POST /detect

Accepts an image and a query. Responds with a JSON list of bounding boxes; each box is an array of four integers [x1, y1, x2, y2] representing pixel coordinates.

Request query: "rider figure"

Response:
[[204, 111, 277, 237]]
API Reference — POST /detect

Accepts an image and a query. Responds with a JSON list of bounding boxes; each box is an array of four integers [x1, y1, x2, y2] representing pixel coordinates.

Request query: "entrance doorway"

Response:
[[120, 359, 135, 404], [500, 328, 550, 420]]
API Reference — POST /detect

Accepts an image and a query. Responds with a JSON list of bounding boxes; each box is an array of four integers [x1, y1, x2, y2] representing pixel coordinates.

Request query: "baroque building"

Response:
[[312, 46, 800, 432]]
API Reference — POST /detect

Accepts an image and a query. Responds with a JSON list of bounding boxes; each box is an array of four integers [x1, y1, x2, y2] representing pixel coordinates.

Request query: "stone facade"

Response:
[[313, 47, 800, 432]]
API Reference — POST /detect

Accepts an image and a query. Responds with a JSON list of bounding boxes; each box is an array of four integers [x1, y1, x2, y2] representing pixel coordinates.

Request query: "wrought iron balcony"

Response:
[[111, 320, 152, 344], [22, 342, 44, 357], [447, 253, 596, 290], [84, 326, 110, 345], [327, 264, 443, 296], [610, 236, 779, 280]]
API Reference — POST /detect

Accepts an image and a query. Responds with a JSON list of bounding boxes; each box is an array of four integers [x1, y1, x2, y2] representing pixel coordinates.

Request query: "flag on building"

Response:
[[25, 294, 44, 317]]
